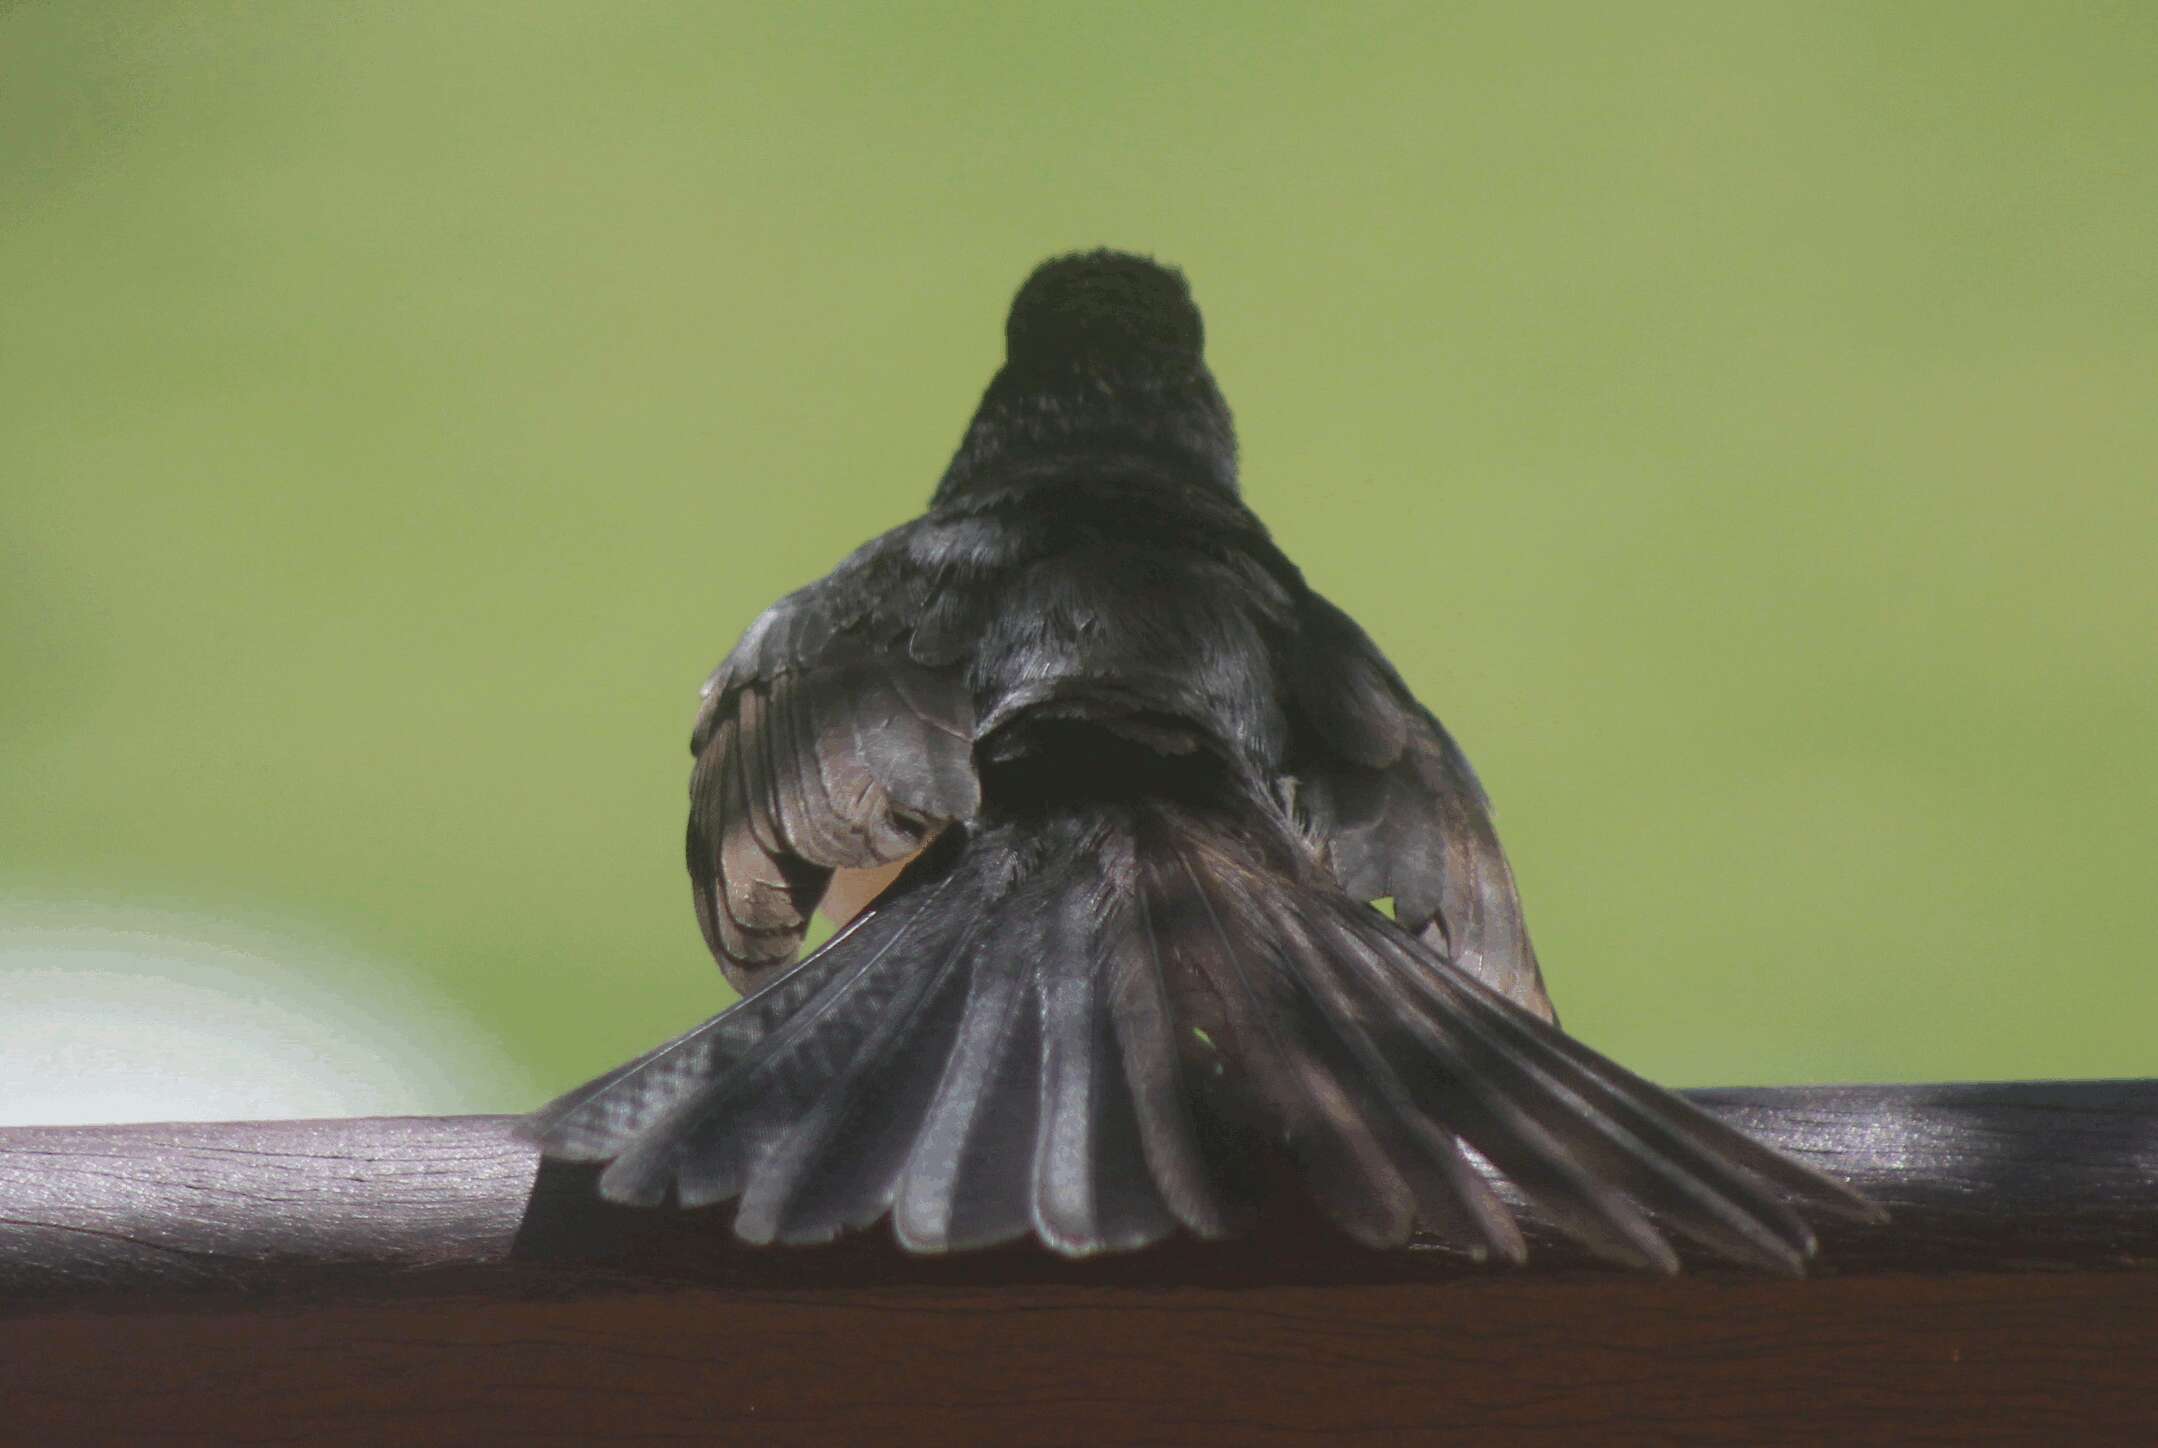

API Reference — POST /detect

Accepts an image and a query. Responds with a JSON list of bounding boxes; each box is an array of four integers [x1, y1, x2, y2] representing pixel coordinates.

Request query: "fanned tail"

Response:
[[527, 797, 1876, 1266]]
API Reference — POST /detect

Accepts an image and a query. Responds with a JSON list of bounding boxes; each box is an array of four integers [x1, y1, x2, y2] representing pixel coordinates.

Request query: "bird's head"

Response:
[[934, 249, 1237, 506], [1004, 250, 1206, 375]]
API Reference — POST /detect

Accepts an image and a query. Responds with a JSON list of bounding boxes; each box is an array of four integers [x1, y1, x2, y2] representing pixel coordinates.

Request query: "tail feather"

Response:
[[529, 899, 915, 1165], [729, 889, 983, 1244], [665, 869, 984, 1211], [1357, 906, 1876, 1248], [1031, 882, 1178, 1253], [1107, 887, 1233, 1240], [1150, 853, 1417, 1247], [1305, 909, 1768, 1272], [894, 938, 1044, 1251], [1160, 850, 1514, 1255], [1424, 951, 1881, 1223], [1369, 930, 1823, 1270], [527, 799, 1876, 1267], [585, 862, 972, 1206], [1242, 887, 1527, 1261], [893, 876, 1053, 1251]]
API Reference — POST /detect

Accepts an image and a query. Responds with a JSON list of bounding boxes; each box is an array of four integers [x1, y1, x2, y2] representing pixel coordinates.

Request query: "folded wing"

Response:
[[687, 538, 983, 993], [1289, 593, 1555, 1022]]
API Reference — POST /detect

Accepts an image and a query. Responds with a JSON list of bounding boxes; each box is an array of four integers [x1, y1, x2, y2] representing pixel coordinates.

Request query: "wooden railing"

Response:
[[4, 1080, 2154, 1444]]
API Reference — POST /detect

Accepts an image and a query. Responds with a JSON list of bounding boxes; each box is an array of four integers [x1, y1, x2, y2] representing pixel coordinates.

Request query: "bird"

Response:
[[526, 249, 1880, 1271]]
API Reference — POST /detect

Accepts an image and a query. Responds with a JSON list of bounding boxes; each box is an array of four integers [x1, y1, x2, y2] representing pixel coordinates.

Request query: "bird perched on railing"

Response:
[[528, 249, 1879, 1270]]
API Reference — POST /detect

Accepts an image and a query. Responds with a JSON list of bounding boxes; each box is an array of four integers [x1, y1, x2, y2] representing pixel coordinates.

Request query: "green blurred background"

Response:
[[3, 2, 2152, 1123]]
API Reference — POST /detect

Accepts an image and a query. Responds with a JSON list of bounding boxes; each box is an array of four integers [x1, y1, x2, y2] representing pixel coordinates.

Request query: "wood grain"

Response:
[[3, 1080, 2154, 1444]]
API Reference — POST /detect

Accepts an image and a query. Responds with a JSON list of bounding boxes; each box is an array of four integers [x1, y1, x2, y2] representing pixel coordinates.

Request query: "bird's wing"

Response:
[[688, 524, 984, 993], [1287, 593, 1556, 1022]]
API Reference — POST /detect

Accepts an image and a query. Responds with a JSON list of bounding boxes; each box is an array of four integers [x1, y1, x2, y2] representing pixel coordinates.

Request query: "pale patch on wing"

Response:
[[819, 847, 929, 929]]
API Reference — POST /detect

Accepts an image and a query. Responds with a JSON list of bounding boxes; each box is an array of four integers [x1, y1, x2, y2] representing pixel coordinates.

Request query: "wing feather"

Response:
[[1291, 593, 1555, 1021], [684, 524, 985, 992]]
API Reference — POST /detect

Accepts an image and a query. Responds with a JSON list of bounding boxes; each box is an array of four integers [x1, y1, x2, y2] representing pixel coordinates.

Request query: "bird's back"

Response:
[[936, 469, 1303, 794]]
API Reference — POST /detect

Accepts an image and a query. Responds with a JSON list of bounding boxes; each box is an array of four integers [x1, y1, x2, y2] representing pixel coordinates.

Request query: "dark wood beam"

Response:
[[4, 1080, 2154, 1444]]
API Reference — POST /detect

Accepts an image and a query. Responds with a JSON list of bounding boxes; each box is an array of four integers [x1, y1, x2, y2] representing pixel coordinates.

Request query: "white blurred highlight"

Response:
[[0, 900, 531, 1126]]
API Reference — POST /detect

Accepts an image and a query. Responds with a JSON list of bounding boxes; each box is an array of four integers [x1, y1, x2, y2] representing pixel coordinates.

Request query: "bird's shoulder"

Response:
[[686, 511, 1005, 750], [1285, 592, 1451, 776], [708, 476, 1274, 670]]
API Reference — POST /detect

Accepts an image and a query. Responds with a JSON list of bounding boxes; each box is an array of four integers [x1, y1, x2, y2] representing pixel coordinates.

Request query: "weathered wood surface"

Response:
[[2, 1080, 2154, 1444]]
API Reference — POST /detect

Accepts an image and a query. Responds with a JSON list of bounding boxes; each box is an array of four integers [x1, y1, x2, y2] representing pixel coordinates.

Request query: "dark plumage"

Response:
[[528, 248, 1880, 1268]]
